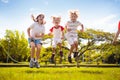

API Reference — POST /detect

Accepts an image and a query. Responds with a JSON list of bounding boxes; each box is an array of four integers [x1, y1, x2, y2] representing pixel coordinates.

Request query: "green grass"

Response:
[[0, 67, 120, 80]]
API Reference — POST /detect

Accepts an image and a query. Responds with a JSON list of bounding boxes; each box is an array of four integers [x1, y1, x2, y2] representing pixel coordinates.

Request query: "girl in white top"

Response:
[[65, 10, 84, 63], [49, 16, 64, 63], [27, 14, 45, 68]]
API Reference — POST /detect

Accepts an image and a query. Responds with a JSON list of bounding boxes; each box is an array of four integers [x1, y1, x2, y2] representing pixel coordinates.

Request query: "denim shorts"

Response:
[[28, 38, 42, 45]]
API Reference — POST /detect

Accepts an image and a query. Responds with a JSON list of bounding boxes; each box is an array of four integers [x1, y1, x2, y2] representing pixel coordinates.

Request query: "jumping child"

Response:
[[49, 16, 64, 63], [65, 10, 84, 63], [27, 14, 45, 68]]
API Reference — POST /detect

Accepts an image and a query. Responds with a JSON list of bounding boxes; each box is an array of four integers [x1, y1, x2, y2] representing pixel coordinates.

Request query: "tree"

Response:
[[0, 30, 30, 62]]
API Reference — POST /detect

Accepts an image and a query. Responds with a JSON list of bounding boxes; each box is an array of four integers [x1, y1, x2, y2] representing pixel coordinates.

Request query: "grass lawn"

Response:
[[0, 67, 120, 80]]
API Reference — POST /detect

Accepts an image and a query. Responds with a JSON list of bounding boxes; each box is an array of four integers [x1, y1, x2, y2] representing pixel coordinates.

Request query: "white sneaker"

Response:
[[35, 61, 40, 68], [29, 60, 35, 68]]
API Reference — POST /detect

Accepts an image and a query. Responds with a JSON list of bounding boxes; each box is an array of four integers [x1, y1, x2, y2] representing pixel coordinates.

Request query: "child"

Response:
[[65, 10, 84, 63], [49, 16, 64, 63], [27, 14, 45, 68], [112, 21, 120, 44]]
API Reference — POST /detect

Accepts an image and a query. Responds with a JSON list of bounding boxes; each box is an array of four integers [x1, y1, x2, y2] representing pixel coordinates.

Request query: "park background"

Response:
[[0, 0, 120, 80]]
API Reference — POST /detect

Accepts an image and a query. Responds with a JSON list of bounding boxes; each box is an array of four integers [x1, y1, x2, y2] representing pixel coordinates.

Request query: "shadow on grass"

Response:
[[25, 70, 46, 74], [25, 70, 103, 74], [80, 70, 103, 74]]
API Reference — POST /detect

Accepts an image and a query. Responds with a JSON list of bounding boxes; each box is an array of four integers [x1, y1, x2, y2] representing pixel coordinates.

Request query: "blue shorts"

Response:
[[28, 38, 42, 46]]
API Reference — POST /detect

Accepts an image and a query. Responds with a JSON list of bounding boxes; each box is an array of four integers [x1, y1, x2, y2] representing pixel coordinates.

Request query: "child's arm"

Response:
[[79, 22, 84, 32], [112, 30, 120, 44], [48, 27, 53, 36], [48, 32, 52, 36], [61, 31, 64, 39], [65, 22, 71, 32], [80, 24, 84, 32], [27, 27, 31, 38], [31, 14, 37, 22], [61, 26, 64, 39]]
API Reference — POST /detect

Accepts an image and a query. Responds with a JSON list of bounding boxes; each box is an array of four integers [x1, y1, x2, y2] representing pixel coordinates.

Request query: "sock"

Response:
[[31, 58, 34, 61], [35, 59, 38, 62]]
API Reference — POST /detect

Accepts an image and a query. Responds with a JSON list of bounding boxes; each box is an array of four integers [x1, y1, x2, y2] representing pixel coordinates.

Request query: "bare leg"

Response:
[[36, 44, 42, 61], [69, 44, 75, 56], [57, 43, 62, 51], [74, 41, 78, 52], [30, 42, 35, 60]]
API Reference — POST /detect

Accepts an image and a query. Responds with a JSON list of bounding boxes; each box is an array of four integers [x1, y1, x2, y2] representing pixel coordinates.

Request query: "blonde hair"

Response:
[[51, 15, 61, 23], [68, 10, 79, 17], [51, 16, 61, 20]]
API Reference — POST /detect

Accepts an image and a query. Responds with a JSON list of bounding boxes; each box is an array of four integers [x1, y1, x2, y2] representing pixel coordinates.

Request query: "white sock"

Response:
[[35, 59, 38, 62], [31, 58, 34, 61]]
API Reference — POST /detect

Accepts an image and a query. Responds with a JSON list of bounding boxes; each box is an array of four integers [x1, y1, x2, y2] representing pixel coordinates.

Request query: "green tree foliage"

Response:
[[0, 28, 120, 64], [0, 30, 30, 62]]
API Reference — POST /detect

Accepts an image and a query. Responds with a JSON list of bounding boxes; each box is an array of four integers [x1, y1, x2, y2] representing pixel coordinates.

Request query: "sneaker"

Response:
[[59, 51, 63, 57], [29, 60, 35, 68], [73, 52, 78, 58], [51, 54, 55, 63], [35, 61, 40, 68], [68, 56, 72, 63]]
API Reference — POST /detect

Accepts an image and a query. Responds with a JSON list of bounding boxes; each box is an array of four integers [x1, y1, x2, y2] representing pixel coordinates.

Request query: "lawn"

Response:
[[0, 67, 120, 80]]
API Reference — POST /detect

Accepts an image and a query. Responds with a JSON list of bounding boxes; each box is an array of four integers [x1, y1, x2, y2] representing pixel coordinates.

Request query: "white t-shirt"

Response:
[[49, 26, 64, 39], [66, 21, 82, 34], [29, 22, 45, 39]]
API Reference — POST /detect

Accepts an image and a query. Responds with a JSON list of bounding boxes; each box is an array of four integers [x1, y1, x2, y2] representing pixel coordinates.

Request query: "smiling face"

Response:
[[36, 14, 45, 24], [70, 13, 78, 22], [52, 16, 61, 26]]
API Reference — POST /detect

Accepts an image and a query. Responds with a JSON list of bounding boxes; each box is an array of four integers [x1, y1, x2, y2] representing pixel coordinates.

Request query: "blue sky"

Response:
[[0, 0, 120, 38]]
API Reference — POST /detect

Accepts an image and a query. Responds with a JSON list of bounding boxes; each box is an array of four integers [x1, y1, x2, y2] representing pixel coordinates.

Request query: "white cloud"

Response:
[[92, 14, 116, 26], [1, 0, 9, 3], [85, 14, 118, 33]]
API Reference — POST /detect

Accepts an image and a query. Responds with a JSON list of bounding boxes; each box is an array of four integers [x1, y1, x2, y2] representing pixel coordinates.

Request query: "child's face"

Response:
[[53, 18, 60, 26], [37, 15, 44, 24], [70, 13, 78, 21], [37, 15, 44, 21]]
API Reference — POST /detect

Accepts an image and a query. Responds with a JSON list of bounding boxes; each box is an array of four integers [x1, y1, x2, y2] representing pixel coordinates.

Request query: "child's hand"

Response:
[[28, 35, 33, 39], [35, 34, 39, 37], [61, 36, 64, 39], [31, 14, 36, 22], [48, 33, 51, 36], [31, 14, 34, 19], [80, 29, 84, 32], [67, 28, 71, 32]]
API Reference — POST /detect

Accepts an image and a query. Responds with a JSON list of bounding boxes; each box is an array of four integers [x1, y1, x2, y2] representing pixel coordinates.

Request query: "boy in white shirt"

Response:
[[49, 16, 64, 63]]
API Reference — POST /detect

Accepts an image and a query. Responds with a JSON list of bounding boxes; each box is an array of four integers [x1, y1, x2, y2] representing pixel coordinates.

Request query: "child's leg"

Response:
[[57, 43, 62, 51], [69, 44, 75, 56], [57, 43, 63, 63], [51, 40, 57, 63], [30, 42, 35, 60], [36, 44, 42, 61], [67, 36, 75, 63], [29, 42, 35, 68], [74, 41, 78, 52], [34, 39, 42, 68], [52, 39, 57, 54], [52, 47, 56, 54], [51, 47, 56, 63]]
